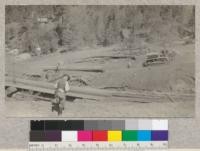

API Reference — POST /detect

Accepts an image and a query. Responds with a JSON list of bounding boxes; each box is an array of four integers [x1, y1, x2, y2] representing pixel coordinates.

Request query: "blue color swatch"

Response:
[[137, 130, 151, 141]]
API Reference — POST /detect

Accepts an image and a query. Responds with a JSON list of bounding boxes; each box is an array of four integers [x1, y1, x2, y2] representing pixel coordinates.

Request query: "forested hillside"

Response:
[[5, 5, 195, 55]]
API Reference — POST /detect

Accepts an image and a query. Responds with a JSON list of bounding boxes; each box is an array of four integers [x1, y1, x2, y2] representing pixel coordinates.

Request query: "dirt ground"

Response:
[[5, 97, 194, 117], [5, 42, 195, 117]]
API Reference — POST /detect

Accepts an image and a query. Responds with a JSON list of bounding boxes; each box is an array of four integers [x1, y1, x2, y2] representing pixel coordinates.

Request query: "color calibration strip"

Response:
[[30, 120, 168, 142], [29, 120, 168, 150]]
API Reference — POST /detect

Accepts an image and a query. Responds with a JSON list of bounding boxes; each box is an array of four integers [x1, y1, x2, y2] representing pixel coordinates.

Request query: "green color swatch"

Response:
[[122, 130, 137, 141]]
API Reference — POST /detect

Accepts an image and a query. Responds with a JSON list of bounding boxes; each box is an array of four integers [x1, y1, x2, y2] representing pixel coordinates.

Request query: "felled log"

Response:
[[47, 74, 68, 82], [5, 76, 194, 102], [86, 55, 135, 60], [75, 55, 136, 63], [5, 77, 110, 99], [43, 66, 104, 73]]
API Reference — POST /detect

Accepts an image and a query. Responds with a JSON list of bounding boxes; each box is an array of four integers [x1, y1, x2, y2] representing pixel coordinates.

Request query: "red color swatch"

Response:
[[92, 130, 108, 141]]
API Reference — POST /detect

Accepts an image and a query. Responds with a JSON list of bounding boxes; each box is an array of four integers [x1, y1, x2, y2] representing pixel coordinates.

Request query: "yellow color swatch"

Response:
[[108, 131, 122, 141]]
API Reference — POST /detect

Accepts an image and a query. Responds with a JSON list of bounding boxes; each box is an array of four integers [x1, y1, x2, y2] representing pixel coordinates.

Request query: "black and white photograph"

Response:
[[5, 5, 195, 117]]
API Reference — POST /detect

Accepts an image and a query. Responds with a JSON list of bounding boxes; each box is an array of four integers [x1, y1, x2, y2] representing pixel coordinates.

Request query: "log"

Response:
[[5, 77, 110, 98], [5, 76, 194, 102], [43, 66, 104, 73], [85, 55, 135, 60], [6, 76, 53, 89], [48, 74, 67, 82], [75, 55, 136, 63], [6, 81, 106, 100]]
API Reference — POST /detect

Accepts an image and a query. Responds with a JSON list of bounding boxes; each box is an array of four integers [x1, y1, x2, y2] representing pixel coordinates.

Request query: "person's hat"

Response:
[[63, 74, 70, 81]]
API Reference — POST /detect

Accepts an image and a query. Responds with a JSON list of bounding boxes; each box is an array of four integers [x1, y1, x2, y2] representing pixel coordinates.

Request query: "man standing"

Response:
[[53, 74, 70, 114]]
